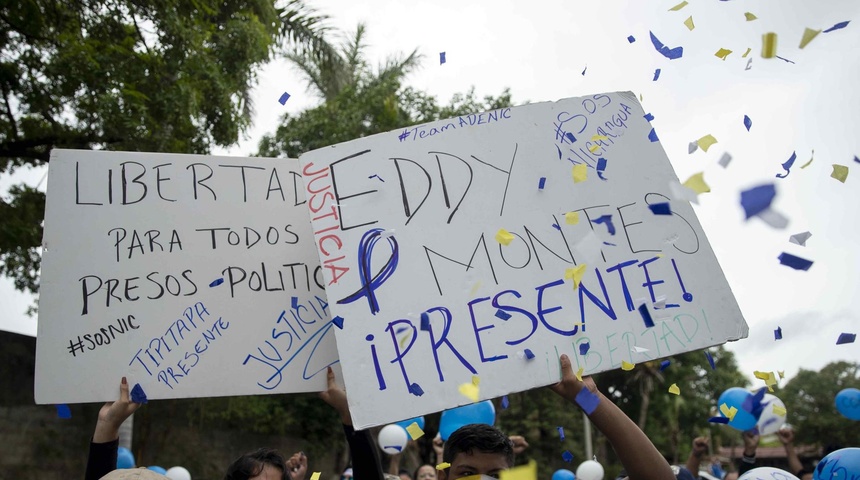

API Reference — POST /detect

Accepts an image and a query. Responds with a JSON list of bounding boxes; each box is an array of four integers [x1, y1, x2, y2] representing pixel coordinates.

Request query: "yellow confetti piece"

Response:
[[668, 1, 688, 11], [591, 134, 609, 142], [762, 32, 778, 59], [470, 281, 482, 296], [472, 375, 480, 386], [772, 405, 787, 416], [500, 461, 538, 480], [589, 144, 600, 153], [684, 16, 695, 31], [639, 93, 643, 101], [682, 172, 711, 194], [800, 28, 821, 49], [400, 333, 411, 349], [436, 463, 451, 471], [458, 382, 479, 402], [745, 12, 758, 21], [831, 164, 849, 183], [406, 422, 425, 440], [778, 370, 785, 379], [720, 403, 738, 421], [621, 360, 635, 371], [668, 383, 680, 395], [565, 264, 588, 289], [572, 164, 588, 183], [742, 47, 752, 58], [311, 473, 321, 480], [575, 367, 584, 381], [495, 228, 514, 245], [565, 211, 580, 225], [801, 150, 814, 169], [697, 134, 718, 152], [715, 48, 733, 60]]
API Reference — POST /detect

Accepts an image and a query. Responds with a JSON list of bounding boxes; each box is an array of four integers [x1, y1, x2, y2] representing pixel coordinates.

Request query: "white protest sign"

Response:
[[35, 150, 338, 404], [298, 92, 748, 429]]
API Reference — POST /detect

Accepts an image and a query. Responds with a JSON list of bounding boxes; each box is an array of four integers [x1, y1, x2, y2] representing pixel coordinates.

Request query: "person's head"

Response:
[[400, 469, 414, 480], [415, 464, 437, 480], [439, 424, 514, 480], [224, 448, 290, 480]]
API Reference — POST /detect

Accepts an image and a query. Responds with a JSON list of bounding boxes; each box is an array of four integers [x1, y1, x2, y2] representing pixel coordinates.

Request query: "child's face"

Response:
[[439, 451, 510, 480]]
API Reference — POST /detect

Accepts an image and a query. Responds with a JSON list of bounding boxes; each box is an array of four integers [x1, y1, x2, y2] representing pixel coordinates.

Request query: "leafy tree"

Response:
[[779, 361, 859, 449], [0, 0, 334, 295]]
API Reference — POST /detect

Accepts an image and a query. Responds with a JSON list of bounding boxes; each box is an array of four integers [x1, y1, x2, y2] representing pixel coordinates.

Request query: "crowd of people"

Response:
[[85, 355, 841, 480]]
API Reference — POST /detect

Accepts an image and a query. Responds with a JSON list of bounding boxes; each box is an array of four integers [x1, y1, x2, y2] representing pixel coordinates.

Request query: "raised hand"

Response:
[[93, 377, 142, 443], [319, 366, 351, 425]]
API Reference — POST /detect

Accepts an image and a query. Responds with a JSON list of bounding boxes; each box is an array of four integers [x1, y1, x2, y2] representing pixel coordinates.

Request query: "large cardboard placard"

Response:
[[35, 150, 338, 404], [299, 92, 748, 429]]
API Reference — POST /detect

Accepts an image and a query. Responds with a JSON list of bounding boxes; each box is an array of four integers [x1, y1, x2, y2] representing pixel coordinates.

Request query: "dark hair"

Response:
[[224, 448, 290, 480], [414, 464, 436, 480], [399, 469, 414, 479], [442, 424, 514, 467]]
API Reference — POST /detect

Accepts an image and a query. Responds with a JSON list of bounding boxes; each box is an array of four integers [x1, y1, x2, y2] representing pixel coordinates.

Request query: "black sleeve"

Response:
[[85, 438, 118, 480], [343, 424, 384, 480], [737, 456, 757, 476]]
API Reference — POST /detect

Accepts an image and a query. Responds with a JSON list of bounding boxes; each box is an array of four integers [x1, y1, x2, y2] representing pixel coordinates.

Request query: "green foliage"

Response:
[[779, 361, 860, 448], [0, 0, 332, 295]]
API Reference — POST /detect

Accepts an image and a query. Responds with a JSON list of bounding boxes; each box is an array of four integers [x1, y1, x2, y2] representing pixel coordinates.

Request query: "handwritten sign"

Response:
[[298, 92, 748, 428], [35, 150, 338, 404]]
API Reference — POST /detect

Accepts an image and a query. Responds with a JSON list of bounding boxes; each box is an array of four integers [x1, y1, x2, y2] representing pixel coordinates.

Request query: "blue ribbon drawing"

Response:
[[337, 228, 399, 314]]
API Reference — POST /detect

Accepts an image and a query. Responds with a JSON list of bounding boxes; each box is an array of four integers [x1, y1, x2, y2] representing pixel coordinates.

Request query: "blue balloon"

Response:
[[814, 448, 860, 480], [116, 447, 135, 469], [717, 388, 757, 432], [148, 466, 168, 474], [395, 416, 426, 431], [835, 388, 860, 421], [553, 469, 576, 480], [439, 400, 496, 440]]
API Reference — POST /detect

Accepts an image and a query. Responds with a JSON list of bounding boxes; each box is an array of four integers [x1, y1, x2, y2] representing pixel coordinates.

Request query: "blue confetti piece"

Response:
[[653, 68, 661, 81], [557, 426, 565, 440], [638, 304, 655, 328], [395, 326, 409, 335], [775, 56, 796, 64], [649, 31, 684, 59], [575, 388, 600, 415], [823, 21, 850, 33], [644, 113, 654, 122], [579, 342, 590, 356], [552, 223, 561, 231], [854, 156, 859, 164], [565, 132, 577, 144], [603, 242, 616, 247], [420, 312, 431, 331], [539, 177, 547, 190], [740, 184, 776, 219], [778, 252, 813, 271], [744, 115, 752, 131], [501, 395, 510, 409], [440, 52, 446, 64], [627, 35, 636, 43], [648, 202, 671, 215], [582, 65, 587, 76], [332, 316, 345, 329], [746, 388, 767, 418], [524, 348, 535, 360], [208, 278, 224, 288], [709, 416, 730, 424], [593, 214, 616, 235], [705, 351, 716, 370], [596, 158, 608, 180], [562, 450, 574, 463], [774, 327, 783, 340], [659, 359, 671, 371], [648, 128, 659, 142], [56, 404, 71, 419], [409, 383, 425, 396], [131, 383, 148, 404], [278, 92, 290, 105], [291, 296, 298, 308], [837, 333, 856, 345], [368, 174, 385, 182], [776, 151, 797, 178], [495, 309, 512, 321]]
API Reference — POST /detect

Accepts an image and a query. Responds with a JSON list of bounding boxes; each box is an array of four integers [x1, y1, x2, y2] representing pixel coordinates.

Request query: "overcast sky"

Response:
[[2, 0, 858, 387]]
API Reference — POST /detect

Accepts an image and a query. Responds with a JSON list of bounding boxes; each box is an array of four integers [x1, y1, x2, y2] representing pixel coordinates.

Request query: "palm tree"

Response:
[[285, 22, 423, 101]]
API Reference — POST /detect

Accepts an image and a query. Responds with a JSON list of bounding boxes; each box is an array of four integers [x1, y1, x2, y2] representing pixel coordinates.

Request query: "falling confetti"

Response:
[[831, 164, 849, 183], [744, 115, 752, 131], [495, 229, 515, 245], [799, 28, 821, 48], [650, 31, 684, 59], [745, 12, 758, 21], [823, 21, 850, 33], [697, 134, 718, 152], [684, 16, 695, 31], [682, 172, 711, 194], [762, 33, 778, 58], [668, 384, 681, 395], [715, 48, 733, 60]]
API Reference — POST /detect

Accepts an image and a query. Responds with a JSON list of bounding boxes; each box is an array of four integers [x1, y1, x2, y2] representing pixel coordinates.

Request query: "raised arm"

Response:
[[320, 367, 385, 480], [685, 436, 710, 476], [85, 377, 142, 480], [737, 431, 760, 476], [549, 355, 674, 480], [777, 429, 803, 476]]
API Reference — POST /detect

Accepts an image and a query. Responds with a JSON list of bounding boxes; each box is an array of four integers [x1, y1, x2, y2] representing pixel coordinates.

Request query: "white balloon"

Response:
[[738, 467, 799, 480], [576, 460, 604, 480], [756, 394, 787, 436], [165, 466, 192, 480], [377, 424, 409, 455]]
